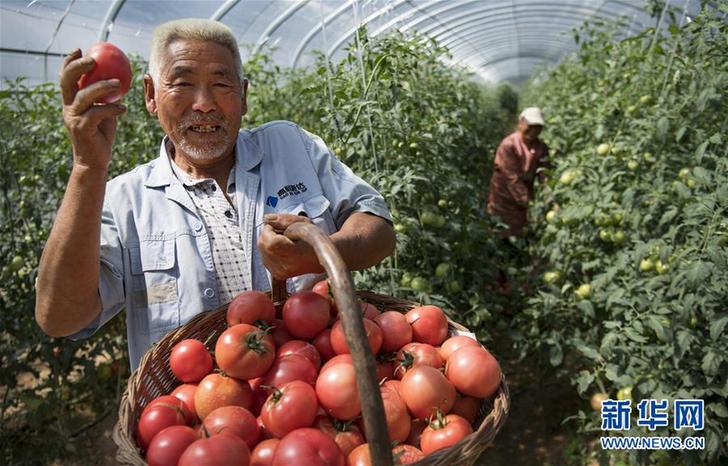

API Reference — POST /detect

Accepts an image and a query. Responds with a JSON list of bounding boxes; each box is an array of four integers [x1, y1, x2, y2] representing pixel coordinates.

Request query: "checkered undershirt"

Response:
[[168, 156, 248, 304]]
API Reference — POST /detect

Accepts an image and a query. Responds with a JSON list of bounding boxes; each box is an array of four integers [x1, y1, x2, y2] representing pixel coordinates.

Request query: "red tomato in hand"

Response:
[[273, 428, 344, 466], [399, 365, 455, 420], [420, 414, 472, 455], [77, 42, 132, 103], [178, 432, 251, 466], [330, 318, 383, 356], [170, 339, 213, 383], [373, 311, 412, 352], [227, 291, 276, 327], [215, 324, 276, 380], [195, 373, 253, 420], [261, 381, 318, 438], [277, 340, 321, 371], [405, 305, 448, 346], [146, 425, 197, 466], [251, 438, 280, 466], [282, 291, 330, 339], [203, 406, 260, 449], [439, 335, 480, 362], [445, 346, 502, 398]]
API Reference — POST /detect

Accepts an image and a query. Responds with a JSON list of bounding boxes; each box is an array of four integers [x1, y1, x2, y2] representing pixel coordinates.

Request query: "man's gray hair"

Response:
[[148, 18, 243, 86]]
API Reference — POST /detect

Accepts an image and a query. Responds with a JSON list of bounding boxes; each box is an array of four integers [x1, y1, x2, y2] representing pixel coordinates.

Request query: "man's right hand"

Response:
[[60, 48, 126, 171]]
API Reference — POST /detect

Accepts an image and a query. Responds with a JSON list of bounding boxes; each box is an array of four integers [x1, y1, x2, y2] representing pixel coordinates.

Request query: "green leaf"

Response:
[[701, 350, 721, 376], [708, 402, 728, 418], [709, 315, 728, 341], [549, 343, 564, 366]]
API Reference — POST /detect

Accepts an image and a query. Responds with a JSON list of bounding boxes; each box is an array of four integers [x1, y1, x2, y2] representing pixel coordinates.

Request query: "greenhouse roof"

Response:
[[0, 0, 707, 88]]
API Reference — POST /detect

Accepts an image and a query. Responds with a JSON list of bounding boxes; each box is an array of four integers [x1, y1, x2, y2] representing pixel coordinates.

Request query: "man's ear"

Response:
[[143, 74, 157, 116], [241, 79, 249, 116]]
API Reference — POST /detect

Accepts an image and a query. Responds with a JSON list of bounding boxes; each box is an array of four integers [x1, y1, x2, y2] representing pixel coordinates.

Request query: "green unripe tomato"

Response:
[[400, 272, 413, 287], [596, 143, 610, 156], [655, 260, 670, 275], [643, 152, 655, 163], [9, 255, 23, 272], [546, 210, 558, 223], [437, 199, 447, 208], [410, 277, 431, 292], [394, 223, 407, 234], [627, 160, 639, 171], [575, 283, 591, 299], [408, 142, 419, 149], [616, 386, 632, 401], [543, 271, 561, 284], [611, 212, 623, 225], [447, 280, 462, 293], [626, 105, 637, 114], [420, 211, 438, 226], [559, 170, 577, 185], [639, 95, 653, 105], [686, 178, 697, 188], [690, 315, 698, 327], [599, 229, 612, 242], [678, 167, 691, 179], [640, 258, 655, 272], [612, 230, 625, 244], [435, 262, 451, 279]]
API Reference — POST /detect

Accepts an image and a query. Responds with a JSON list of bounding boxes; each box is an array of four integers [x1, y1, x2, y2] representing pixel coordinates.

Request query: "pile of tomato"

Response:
[[136, 282, 502, 466]]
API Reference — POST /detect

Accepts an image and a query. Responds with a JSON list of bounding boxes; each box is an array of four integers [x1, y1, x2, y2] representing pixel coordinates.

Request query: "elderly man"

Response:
[[487, 107, 550, 237], [35, 19, 395, 369]]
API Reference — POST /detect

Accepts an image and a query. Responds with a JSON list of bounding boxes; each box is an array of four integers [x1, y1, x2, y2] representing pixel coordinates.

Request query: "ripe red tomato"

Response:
[[276, 340, 321, 371], [178, 432, 251, 466], [450, 394, 482, 425], [137, 404, 187, 449], [375, 357, 395, 381], [260, 354, 317, 389], [314, 415, 365, 457], [215, 324, 276, 380], [203, 406, 260, 449], [170, 339, 213, 383], [282, 291, 330, 340], [248, 377, 268, 416], [346, 444, 372, 466], [362, 382, 410, 443], [195, 373, 253, 420], [373, 311, 412, 352], [251, 438, 280, 466], [171, 384, 198, 421], [144, 395, 195, 426], [404, 418, 427, 449], [394, 342, 443, 379], [261, 381, 319, 438], [315, 358, 361, 421], [227, 291, 276, 327], [359, 302, 381, 320], [405, 305, 449, 346], [273, 428, 344, 466], [445, 346, 502, 398], [270, 319, 292, 347], [145, 425, 197, 466], [312, 329, 336, 362], [399, 365, 456, 420], [392, 444, 425, 464], [420, 414, 472, 455], [439, 335, 480, 362], [330, 318, 383, 356], [312, 279, 337, 318], [77, 42, 132, 104]]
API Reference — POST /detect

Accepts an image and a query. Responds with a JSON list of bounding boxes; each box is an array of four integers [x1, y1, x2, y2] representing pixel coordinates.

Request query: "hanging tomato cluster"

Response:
[[136, 285, 502, 466]]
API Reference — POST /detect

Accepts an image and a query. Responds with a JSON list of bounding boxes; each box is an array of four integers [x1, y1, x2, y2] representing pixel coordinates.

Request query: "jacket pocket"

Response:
[[129, 238, 180, 335], [280, 194, 335, 234]]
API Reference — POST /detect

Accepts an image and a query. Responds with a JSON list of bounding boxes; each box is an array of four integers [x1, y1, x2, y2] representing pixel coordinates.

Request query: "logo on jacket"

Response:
[[276, 182, 308, 200], [266, 196, 278, 208]]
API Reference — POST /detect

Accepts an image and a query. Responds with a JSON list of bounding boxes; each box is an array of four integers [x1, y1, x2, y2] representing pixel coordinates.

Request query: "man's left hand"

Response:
[[258, 213, 320, 280]]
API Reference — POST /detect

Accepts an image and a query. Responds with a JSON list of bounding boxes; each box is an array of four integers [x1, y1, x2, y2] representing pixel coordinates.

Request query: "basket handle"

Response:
[[281, 222, 393, 466]]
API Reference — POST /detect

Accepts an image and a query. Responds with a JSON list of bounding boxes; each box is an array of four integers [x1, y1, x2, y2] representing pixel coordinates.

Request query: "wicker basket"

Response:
[[113, 223, 510, 466]]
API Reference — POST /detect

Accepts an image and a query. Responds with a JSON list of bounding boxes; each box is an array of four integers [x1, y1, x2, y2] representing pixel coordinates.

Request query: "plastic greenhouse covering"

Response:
[[0, 0, 709, 88]]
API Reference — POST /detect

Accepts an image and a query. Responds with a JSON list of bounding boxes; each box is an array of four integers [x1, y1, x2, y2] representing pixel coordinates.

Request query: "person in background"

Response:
[[34, 18, 395, 370], [487, 106, 549, 237], [486, 107, 549, 293]]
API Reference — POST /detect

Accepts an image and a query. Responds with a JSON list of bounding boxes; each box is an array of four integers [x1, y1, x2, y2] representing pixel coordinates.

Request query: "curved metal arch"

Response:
[[291, 0, 359, 67], [327, 0, 649, 59], [211, 0, 243, 21], [253, 0, 313, 54], [98, 0, 127, 41]]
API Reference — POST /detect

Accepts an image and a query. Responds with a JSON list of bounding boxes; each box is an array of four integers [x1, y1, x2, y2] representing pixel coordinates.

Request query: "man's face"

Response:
[[144, 39, 247, 162], [518, 119, 543, 143]]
